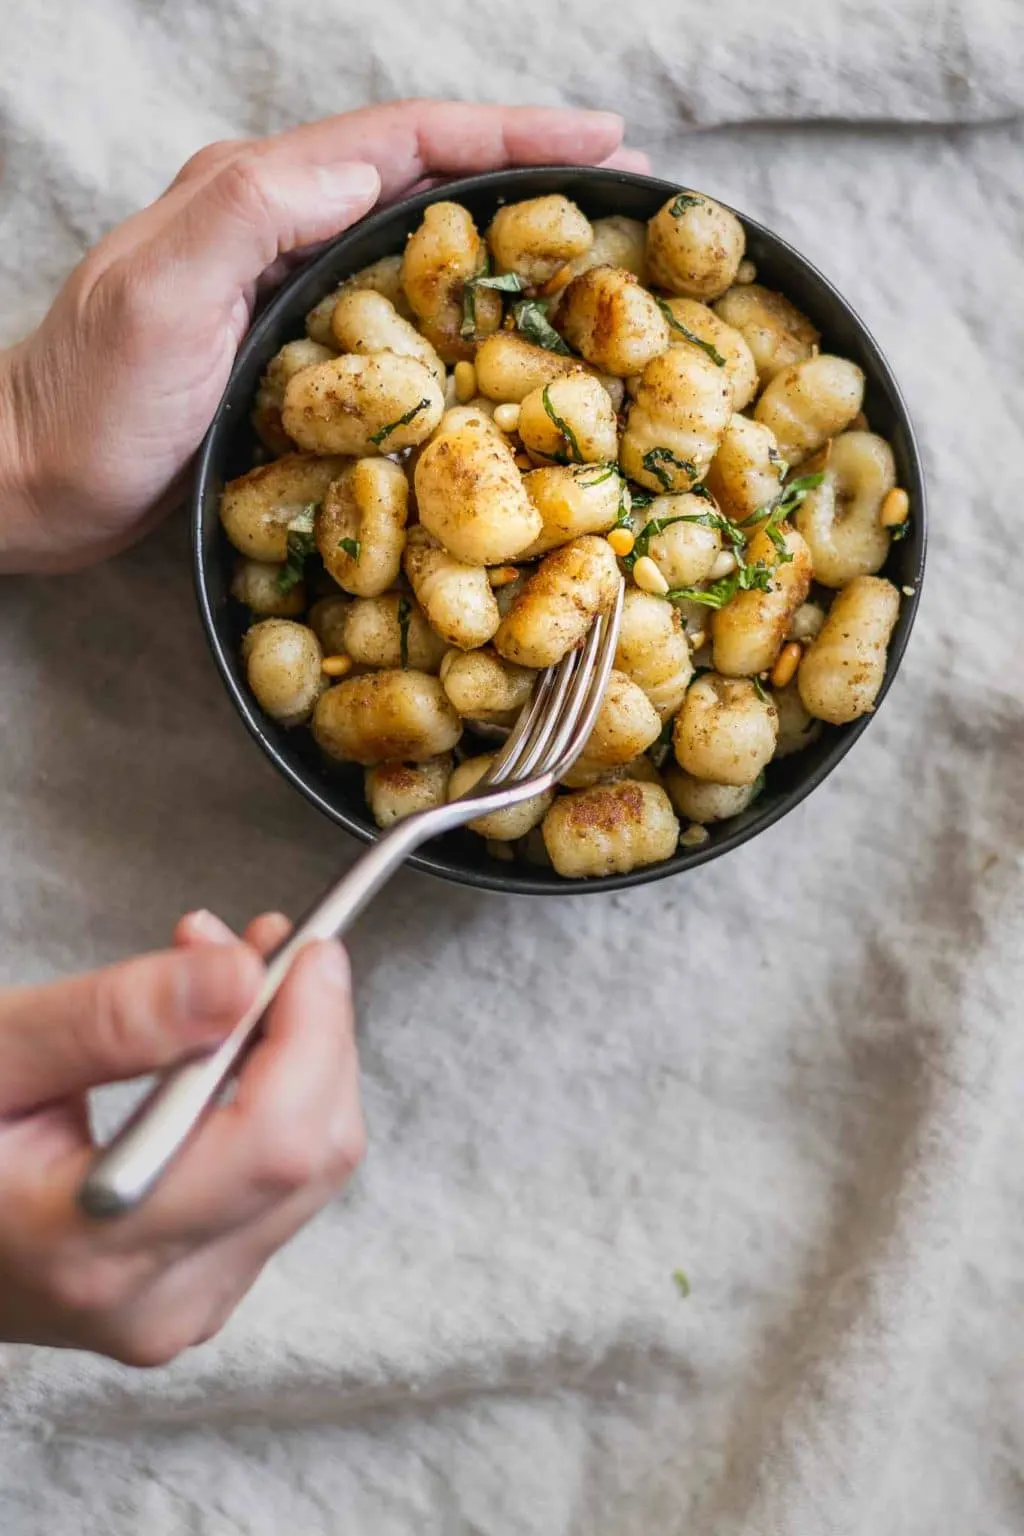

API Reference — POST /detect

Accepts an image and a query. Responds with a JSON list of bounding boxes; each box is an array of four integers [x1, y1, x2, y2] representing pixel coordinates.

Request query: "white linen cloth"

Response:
[[0, 3, 1022, 1531]]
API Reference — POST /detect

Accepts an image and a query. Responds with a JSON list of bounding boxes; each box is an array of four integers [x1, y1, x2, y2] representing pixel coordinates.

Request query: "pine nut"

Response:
[[321, 654, 352, 678], [689, 630, 706, 650], [541, 263, 574, 297], [736, 260, 757, 285], [770, 642, 802, 689], [633, 555, 669, 596], [680, 823, 710, 848], [514, 452, 533, 471], [454, 361, 476, 403], [607, 527, 635, 558], [488, 565, 520, 588], [788, 602, 825, 643], [493, 402, 521, 434], [443, 372, 459, 409], [709, 550, 737, 581], [880, 487, 909, 528]]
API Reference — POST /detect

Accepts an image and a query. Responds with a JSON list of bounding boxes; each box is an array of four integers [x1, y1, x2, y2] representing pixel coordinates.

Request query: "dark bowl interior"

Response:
[[193, 166, 926, 896]]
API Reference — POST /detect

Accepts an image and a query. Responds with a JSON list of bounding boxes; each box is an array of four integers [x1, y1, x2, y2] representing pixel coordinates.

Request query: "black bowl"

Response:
[[193, 166, 926, 895]]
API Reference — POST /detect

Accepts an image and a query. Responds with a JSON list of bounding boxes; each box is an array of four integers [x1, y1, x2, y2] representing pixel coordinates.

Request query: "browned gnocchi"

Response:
[[223, 184, 912, 879]]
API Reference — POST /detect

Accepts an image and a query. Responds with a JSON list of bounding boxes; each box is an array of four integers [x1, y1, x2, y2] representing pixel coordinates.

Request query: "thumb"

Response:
[[0, 943, 264, 1114], [157, 152, 381, 313]]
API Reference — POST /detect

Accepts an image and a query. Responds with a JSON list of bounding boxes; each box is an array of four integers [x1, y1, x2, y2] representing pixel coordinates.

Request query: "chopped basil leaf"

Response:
[[512, 298, 572, 355], [627, 488, 654, 512], [642, 447, 697, 491], [574, 461, 618, 487], [666, 560, 776, 610], [751, 676, 769, 704], [397, 595, 411, 668], [890, 519, 910, 542], [751, 770, 767, 796], [337, 537, 361, 561], [541, 384, 583, 463], [740, 470, 824, 565], [669, 192, 704, 217], [369, 397, 431, 447], [275, 504, 318, 593], [656, 297, 726, 367], [460, 270, 525, 338], [672, 1268, 691, 1298], [628, 505, 746, 574]]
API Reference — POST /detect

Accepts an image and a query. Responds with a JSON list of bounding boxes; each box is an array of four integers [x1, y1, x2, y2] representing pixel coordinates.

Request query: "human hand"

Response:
[[0, 100, 647, 574], [0, 910, 361, 1365]]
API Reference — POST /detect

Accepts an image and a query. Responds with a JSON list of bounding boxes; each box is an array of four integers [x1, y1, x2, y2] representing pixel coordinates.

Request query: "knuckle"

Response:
[[213, 150, 275, 227], [175, 138, 242, 185]]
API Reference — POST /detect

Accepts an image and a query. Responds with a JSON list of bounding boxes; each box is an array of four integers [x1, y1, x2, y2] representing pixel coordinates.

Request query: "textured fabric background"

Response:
[[1, 4, 1022, 1533]]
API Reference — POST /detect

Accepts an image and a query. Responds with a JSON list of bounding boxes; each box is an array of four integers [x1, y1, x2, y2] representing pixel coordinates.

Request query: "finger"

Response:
[[0, 944, 264, 1113], [173, 100, 623, 206], [84, 939, 360, 1247], [601, 147, 652, 174], [242, 912, 292, 956], [174, 910, 292, 957]]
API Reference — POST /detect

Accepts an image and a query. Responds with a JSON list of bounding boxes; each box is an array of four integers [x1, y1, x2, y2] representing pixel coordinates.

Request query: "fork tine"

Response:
[[456, 577, 625, 802], [538, 579, 625, 780]]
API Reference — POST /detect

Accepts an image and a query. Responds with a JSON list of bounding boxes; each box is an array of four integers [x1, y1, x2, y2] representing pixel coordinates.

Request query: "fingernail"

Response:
[[314, 161, 380, 206], [185, 909, 235, 944], [313, 939, 351, 993]]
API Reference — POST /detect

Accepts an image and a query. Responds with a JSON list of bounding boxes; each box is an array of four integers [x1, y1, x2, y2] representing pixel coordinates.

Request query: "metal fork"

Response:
[[77, 579, 625, 1219]]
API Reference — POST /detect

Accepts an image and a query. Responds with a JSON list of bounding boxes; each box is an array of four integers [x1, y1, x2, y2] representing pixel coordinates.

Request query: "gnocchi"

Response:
[[542, 781, 680, 878], [793, 431, 895, 587], [620, 346, 732, 492], [224, 185, 911, 880], [558, 266, 670, 377], [646, 191, 745, 300], [313, 670, 461, 765], [365, 755, 453, 829], [494, 534, 620, 668], [282, 352, 444, 457], [797, 575, 900, 724], [754, 354, 865, 466]]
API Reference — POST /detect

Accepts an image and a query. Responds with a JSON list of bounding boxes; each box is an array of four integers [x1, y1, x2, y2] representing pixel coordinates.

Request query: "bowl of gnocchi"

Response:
[[194, 166, 925, 892]]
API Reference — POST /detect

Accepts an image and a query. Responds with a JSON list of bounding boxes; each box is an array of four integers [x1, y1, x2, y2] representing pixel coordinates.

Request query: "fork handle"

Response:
[[76, 784, 541, 1219]]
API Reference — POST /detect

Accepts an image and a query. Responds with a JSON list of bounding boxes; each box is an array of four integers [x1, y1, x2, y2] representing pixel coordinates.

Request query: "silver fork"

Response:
[[78, 579, 625, 1219]]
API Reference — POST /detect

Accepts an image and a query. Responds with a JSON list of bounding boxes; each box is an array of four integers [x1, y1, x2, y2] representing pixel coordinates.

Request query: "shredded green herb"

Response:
[[656, 297, 726, 367], [337, 537, 361, 561], [669, 191, 704, 217], [460, 270, 525, 338], [751, 675, 769, 704], [397, 595, 411, 668], [512, 298, 572, 354], [667, 559, 776, 610], [574, 461, 618, 488], [625, 505, 746, 573], [276, 504, 318, 594], [742, 471, 825, 562], [889, 519, 910, 542], [672, 1268, 691, 1298], [614, 481, 634, 528], [642, 447, 698, 491], [370, 397, 431, 447], [541, 384, 583, 463]]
